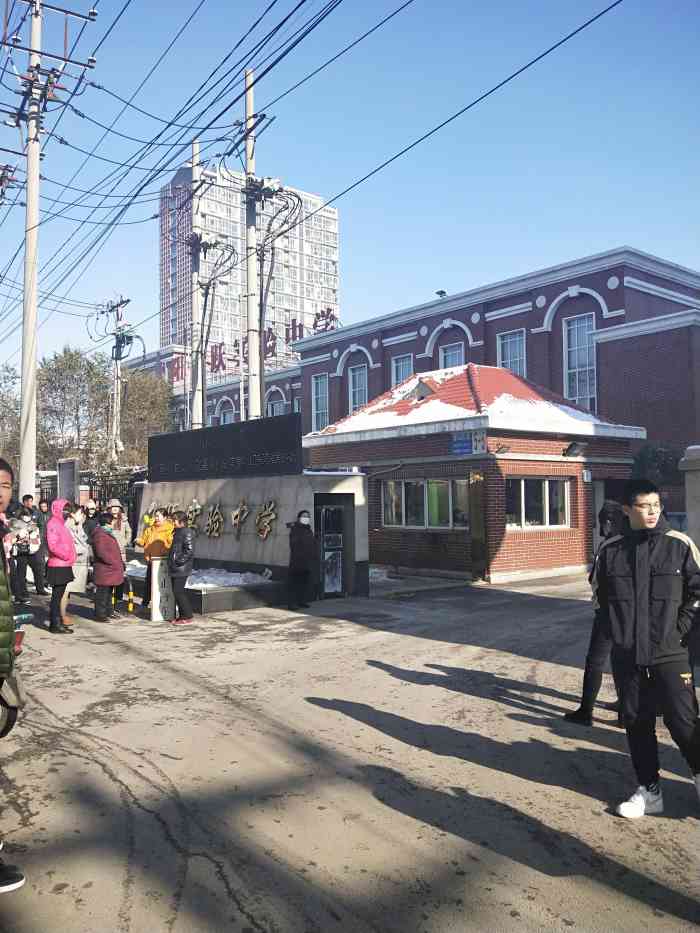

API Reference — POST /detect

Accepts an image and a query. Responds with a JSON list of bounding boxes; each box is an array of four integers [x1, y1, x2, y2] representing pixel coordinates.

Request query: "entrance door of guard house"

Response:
[[314, 493, 355, 597]]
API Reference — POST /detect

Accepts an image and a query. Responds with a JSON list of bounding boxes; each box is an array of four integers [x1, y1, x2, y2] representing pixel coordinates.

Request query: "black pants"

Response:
[[94, 585, 112, 621], [143, 564, 152, 606], [13, 552, 46, 596], [171, 577, 193, 620], [49, 583, 68, 626], [577, 617, 621, 712], [615, 658, 700, 786], [288, 570, 310, 608]]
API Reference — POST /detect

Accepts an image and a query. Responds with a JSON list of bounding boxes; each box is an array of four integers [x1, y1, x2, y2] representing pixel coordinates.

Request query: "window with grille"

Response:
[[497, 330, 526, 377], [564, 314, 596, 411], [312, 374, 329, 431], [391, 353, 413, 386], [348, 364, 368, 413], [439, 342, 464, 368]]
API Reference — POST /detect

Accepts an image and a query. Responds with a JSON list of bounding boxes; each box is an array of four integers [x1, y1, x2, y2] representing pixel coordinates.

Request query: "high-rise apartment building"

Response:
[[159, 164, 339, 387]]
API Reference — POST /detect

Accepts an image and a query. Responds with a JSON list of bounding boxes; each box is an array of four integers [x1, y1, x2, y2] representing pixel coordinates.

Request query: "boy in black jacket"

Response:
[[168, 511, 194, 626], [592, 478, 700, 818]]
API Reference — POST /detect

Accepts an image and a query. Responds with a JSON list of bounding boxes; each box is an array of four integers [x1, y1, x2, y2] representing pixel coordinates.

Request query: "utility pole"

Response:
[[189, 138, 203, 429], [17, 0, 42, 496], [95, 296, 135, 464], [244, 69, 261, 419], [238, 292, 247, 421], [4, 0, 98, 495]]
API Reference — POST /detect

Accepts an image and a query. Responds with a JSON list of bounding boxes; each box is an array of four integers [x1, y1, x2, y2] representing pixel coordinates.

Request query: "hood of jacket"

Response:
[[50, 498, 69, 522]]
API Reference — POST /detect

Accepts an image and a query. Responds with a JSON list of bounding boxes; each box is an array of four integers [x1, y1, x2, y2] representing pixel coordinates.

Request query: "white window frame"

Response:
[[381, 479, 470, 530], [505, 477, 571, 530], [348, 363, 368, 414], [311, 373, 329, 431], [497, 328, 527, 377], [293, 396, 301, 413], [563, 312, 596, 412], [391, 352, 414, 387], [439, 342, 465, 368]]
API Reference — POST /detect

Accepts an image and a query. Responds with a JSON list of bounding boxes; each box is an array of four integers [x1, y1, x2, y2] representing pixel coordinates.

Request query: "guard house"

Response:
[[303, 363, 646, 583], [142, 414, 369, 598]]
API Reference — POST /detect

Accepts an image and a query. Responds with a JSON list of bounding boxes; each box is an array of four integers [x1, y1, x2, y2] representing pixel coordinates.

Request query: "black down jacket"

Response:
[[591, 515, 700, 668], [169, 526, 195, 578]]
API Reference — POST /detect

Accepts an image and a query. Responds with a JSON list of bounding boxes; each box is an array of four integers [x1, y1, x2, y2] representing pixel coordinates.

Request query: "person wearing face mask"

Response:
[[83, 500, 99, 539], [288, 510, 316, 611], [45, 498, 77, 634], [8, 507, 47, 602]]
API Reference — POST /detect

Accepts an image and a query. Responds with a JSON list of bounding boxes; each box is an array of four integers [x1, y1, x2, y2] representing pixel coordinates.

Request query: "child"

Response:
[[168, 511, 194, 626]]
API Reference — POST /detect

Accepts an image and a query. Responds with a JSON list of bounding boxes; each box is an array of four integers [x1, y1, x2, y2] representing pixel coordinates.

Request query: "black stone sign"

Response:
[[148, 413, 303, 482]]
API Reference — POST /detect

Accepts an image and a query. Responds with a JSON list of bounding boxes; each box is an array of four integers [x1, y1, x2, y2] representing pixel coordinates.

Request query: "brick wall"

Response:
[[308, 430, 633, 578]]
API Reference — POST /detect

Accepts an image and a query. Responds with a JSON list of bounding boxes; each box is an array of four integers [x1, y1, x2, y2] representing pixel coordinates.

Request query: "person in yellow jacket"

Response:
[[136, 509, 174, 609]]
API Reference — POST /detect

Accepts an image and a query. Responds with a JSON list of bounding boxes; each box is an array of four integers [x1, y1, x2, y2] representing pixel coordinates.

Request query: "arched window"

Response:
[[219, 400, 235, 424], [265, 388, 286, 417]]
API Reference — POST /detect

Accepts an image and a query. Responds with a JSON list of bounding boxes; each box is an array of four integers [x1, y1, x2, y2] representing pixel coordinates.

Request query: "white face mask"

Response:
[[299, 516, 310, 526]]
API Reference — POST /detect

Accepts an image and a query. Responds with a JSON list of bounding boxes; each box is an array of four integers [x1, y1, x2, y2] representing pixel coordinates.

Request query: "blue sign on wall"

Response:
[[450, 432, 474, 456]]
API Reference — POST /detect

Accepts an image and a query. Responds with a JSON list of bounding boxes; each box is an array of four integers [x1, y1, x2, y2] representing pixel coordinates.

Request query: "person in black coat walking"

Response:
[[564, 500, 625, 727], [168, 511, 194, 626], [288, 509, 316, 610]]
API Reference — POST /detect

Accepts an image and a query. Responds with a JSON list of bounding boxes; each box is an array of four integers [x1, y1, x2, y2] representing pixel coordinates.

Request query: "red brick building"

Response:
[[293, 248, 699, 510], [304, 364, 644, 582]]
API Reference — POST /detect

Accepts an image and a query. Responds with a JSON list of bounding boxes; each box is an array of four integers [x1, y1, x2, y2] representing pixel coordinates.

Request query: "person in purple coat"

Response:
[[91, 512, 125, 623]]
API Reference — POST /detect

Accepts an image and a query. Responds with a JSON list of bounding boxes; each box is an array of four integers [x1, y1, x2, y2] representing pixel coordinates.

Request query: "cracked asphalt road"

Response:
[[1, 577, 699, 932]]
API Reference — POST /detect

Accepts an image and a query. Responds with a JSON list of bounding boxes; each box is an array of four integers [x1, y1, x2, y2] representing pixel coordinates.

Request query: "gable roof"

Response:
[[303, 363, 646, 447]]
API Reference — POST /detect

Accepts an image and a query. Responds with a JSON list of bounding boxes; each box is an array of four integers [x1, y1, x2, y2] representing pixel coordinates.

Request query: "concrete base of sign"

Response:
[[130, 576, 287, 614]]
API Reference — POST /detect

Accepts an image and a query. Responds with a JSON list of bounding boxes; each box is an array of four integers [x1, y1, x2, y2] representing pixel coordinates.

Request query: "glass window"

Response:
[[383, 481, 403, 526], [505, 478, 521, 526], [427, 480, 450, 527], [266, 398, 285, 417], [524, 479, 544, 526], [391, 353, 413, 387], [405, 481, 425, 526], [220, 402, 235, 425], [564, 314, 596, 412], [348, 363, 368, 413], [506, 478, 569, 528], [548, 479, 567, 526], [293, 397, 301, 413], [452, 480, 469, 527], [497, 330, 526, 377], [439, 342, 464, 368], [312, 373, 329, 431]]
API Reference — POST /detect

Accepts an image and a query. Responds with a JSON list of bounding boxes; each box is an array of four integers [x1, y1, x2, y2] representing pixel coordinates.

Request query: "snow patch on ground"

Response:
[[126, 561, 274, 590]]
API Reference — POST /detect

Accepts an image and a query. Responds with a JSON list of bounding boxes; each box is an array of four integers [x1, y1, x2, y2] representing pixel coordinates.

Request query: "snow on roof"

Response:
[[303, 363, 646, 447]]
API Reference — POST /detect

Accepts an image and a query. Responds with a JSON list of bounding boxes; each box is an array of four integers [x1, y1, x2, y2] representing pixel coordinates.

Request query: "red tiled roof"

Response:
[[308, 363, 646, 443]]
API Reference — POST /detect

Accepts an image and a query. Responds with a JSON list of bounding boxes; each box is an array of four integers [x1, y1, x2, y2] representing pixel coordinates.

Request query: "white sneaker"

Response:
[[616, 785, 664, 819]]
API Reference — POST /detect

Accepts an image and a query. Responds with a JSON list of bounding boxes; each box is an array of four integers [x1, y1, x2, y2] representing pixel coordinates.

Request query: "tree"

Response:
[[37, 347, 111, 469], [0, 364, 20, 468], [632, 444, 683, 488], [120, 369, 173, 466]]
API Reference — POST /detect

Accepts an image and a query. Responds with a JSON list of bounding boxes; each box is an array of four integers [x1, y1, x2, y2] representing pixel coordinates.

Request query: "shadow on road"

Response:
[[358, 764, 700, 926], [316, 585, 596, 669]]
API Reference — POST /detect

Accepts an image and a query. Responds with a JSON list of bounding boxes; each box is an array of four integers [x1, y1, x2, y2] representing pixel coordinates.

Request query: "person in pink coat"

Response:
[[45, 498, 76, 635]]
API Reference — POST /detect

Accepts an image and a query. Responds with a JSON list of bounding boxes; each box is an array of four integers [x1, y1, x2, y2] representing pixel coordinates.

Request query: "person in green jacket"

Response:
[[0, 457, 26, 893]]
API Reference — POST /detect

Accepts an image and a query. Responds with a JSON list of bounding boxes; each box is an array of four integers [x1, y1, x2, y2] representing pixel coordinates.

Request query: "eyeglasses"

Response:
[[632, 502, 661, 514]]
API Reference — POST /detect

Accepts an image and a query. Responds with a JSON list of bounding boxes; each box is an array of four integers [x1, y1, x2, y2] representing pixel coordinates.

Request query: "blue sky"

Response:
[[0, 0, 697, 364]]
